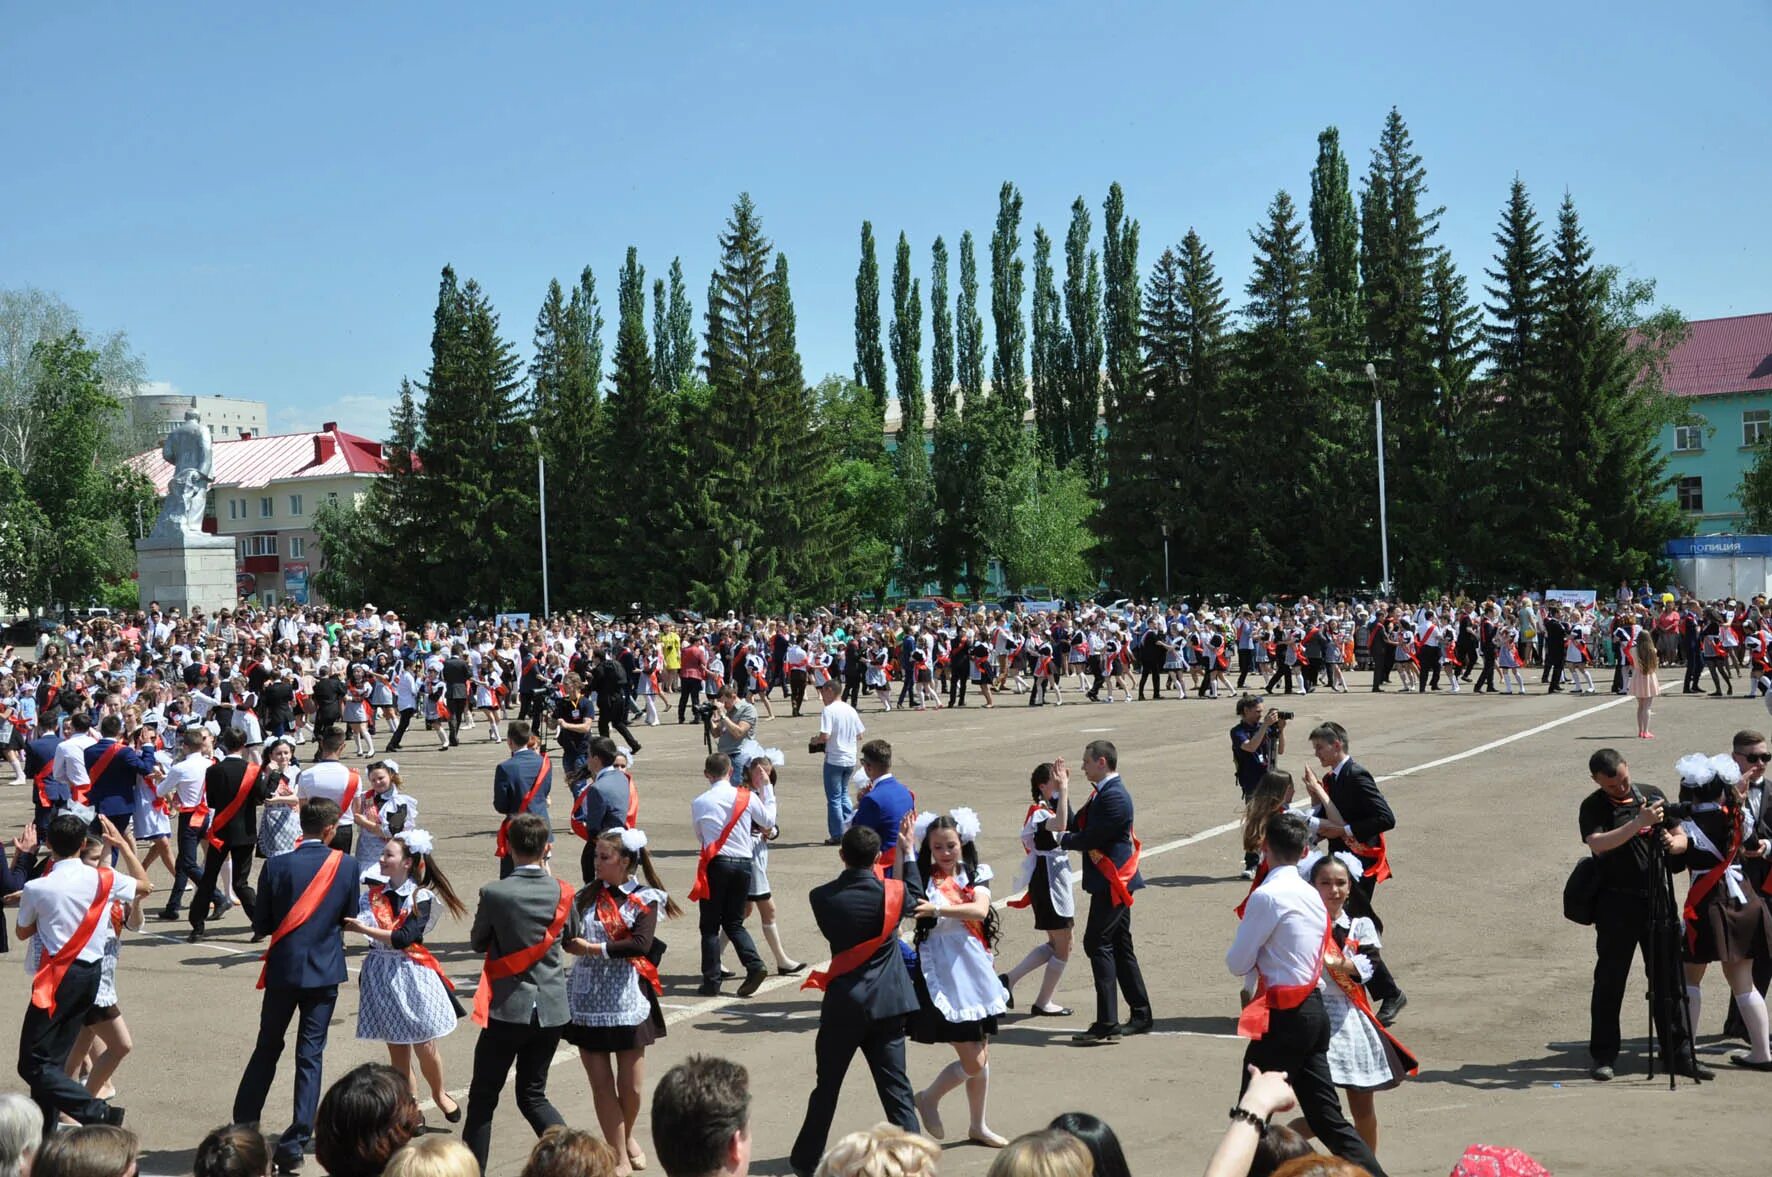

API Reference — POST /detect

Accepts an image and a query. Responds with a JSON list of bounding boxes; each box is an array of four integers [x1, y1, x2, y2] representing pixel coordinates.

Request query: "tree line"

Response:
[[319, 106, 1691, 616]]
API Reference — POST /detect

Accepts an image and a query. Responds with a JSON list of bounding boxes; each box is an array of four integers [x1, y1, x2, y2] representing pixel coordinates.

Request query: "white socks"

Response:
[[1737, 989, 1772, 1062], [1033, 955, 1069, 1010], [1005, 942, 1053, 988], [760, 922, 798, 972], [1687, 984, 1704, 1032]]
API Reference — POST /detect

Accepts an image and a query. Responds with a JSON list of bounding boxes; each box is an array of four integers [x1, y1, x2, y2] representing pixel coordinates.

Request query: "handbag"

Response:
[[1563, 854, 1603, 926]]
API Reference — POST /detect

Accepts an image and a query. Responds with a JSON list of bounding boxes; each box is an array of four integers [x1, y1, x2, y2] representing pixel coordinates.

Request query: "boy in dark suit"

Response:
[[189, 726, 269, 940], [233, 798, 361, 1175], [789, 817, 924, 1176], [493, 721, 553, 878]]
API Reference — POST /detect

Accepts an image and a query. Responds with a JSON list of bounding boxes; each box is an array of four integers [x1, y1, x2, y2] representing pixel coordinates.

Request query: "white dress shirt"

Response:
[[1225, 858, 1329, 988], [18, 858, 138, 962], [160, 752, 213, 809], [52, 732, 98, 791], [690, 781, 776, 860], [297, 760, 359, 826]]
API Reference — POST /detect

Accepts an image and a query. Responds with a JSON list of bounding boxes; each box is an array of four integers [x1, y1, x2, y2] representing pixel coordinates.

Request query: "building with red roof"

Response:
[[1660, 313, 1772, 533], [128, 421, 395, 605]]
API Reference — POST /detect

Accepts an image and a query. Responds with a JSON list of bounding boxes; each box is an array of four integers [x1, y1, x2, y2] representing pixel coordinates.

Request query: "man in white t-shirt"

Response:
[[294, 727, 359, 853], [809, 678, 865, 844]]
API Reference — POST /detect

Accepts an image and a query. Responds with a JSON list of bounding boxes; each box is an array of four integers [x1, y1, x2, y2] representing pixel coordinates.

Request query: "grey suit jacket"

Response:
[[469, 865, 577, 1027]]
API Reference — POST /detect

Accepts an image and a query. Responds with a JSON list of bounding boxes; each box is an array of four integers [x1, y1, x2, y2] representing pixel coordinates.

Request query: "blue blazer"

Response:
[[83, 739, 159, 817], [494, 749, 552, 833], [852, 774, 914, 854], [1057, 775, 1145, 898], [252, 841, 362, 989]]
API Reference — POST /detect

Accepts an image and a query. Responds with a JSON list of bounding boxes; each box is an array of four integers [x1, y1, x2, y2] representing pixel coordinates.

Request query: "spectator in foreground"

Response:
[[1269, 1159, 1371, 1177], [813, 1124, 939, 1177], [518, 1127, 616, 1177], [652, 1055, 751, 1177], [31, 1126, 137, 1177], [1202, 1067, 1299, 1177], [1248, 1126, 1315, 1177], [193, 1125, 270, 1177], [0, 1094, 43, 1177], [313, 1064, 424, 1177], [1049, 1112, 1131, 1177], [382, 1137, 478, 1177], [985, 1129, 1092, 1177]]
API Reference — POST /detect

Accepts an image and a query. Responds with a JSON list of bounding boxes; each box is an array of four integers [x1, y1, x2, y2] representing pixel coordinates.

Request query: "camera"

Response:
[[1275, 710, 1294, 721], [690, 700, 717, 724]]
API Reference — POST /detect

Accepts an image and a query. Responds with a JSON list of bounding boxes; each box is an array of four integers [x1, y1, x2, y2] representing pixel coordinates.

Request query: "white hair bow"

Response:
[[949, 806, 982, 845], [912, 810, 938, 848], [762, 747, 786, 767], [1675, 753, 1717, 789], [617, 828, 648, 854], [397, 828, 434, 857]]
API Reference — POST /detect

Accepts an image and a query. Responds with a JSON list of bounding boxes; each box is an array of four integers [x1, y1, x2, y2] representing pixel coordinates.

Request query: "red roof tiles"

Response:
[[1663, 313, 1772, 399], [128, 426, 392, 494]]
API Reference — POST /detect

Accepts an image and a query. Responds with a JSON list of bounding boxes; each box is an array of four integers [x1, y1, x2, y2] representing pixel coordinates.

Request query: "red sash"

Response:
[[1006, 804, 1044, 909], [206, 763, 261, 851], [591, 887, 661, 995], [83, 741, 127, 803], [1343, 832, 1393, 886], [337, 768, 361, 814], [30, 866, 115, 1015], [256, 850, 345, 988], [932, 873, 989, 946], [625, 769, 639, 827], [1234, 859, 1271, 919], [368, 882, 456, 993], [1075, 803, 1140, 906], [496, 753, 551, 858], [471, 877, 573, 1027], [803, 879, 905, 991], [1237, 916, 1333, 1040], [689, 787, 751, 901], [1687, 818, 1742, 950], [1329, 934, 1419, 1076], [33, 759, 54, 809]]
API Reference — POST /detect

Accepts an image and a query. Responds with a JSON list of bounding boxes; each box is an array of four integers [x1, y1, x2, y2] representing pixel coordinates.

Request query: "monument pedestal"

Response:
[[135, 533, 237, 615]]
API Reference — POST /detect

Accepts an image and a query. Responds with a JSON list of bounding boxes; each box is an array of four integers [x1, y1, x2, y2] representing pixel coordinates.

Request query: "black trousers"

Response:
[[1081, 894, 1150, 1026], [1418, 646, 1442, 691], [949, 673, 968, 706], [1137, 668, 1162, 699], [842, 676, 862, 708], [677, 677, 703, 722], [597, 699, 642, 754], [234, 983, 338, 1167], [1237, 647, 1254, 687], [790, 668, 809, 715], [1265, 665, 1294, 694], [790, 1011, 917, 1172], [165, 812, 208, 913], [18, 959, 108, 1128], [1683, 649, 1703, 692], [191, 841, 258, 931], [1240, 993, 1387, 1177], [1591, 892, 1693, 1066], [1474, 651, 1497, 692], [1544, 651, 1566, 689], [1353, 875, 1402, 1002], [1304, 658, 1323, 690], [447, 694, 466, 744], [1087, 657, 1106, 699], [699, 857, 763, 983], [462, 1014, 566, 1172], [386, 707, 415, 750], [1372, 645, 1393, 687]]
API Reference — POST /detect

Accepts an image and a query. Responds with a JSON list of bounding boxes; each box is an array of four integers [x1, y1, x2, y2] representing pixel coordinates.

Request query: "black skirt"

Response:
[[909, 960, 998, 1044], [1689, 885, 1772, 964], [562, 990, 665, 1053], [1028, 858, 1073, 932]]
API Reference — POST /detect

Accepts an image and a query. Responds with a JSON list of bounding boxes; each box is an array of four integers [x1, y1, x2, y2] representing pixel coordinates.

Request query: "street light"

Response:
[[1161, 522, 1171, 600], [1364, 362, 1392, 598], [529, 425, 550, 619]]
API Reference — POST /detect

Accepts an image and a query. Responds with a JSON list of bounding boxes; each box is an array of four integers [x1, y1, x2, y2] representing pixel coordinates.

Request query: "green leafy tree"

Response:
[[1308, 128, 1363, 366], [999, 458, 1099, 596], [854, 222, 888, 424], [1101, 183, 1141, 444], [1423, 249, 1485, 586], [890, 232, 933, 588], [651, 258, 696, 394], [1061, 196, 1104, 480], [976, 182, 1030, 593], [1030, 225, 1063, 462], [0, 288, 146, 471], [931, 236, 969, 594], [809, 376, 896, 598]]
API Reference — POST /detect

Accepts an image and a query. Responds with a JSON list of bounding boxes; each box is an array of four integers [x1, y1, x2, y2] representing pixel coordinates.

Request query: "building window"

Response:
[[260, 496, 274, 518], [1674, 425, 1704, 453], [1678, 476, 1704, 512], [289, 537, 305, 559], [242, 535, 278, 557], [1746, 410, 1771, 447], [288, 494, 303, 516]]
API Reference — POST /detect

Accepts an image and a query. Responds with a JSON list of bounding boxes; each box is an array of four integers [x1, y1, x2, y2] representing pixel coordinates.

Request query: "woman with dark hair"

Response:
[[909, 809, 1010, 1149], [193, 1125, 270, 1177], [255, 738, 303, 858], [999, 763, 1073, 1016], [563, 827, 681, 1177], [314, 1064, 423, 1177], [1048, 1111, 1131, 1177], [741, 755, 804, 977], [342, 830, 468, 1122]]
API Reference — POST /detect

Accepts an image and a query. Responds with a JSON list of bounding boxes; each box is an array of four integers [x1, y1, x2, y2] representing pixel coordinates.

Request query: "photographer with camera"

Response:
[[1579, 747, 1708, 1081], [708, 683, 760, 784], [1231, 696, 1288, 878]]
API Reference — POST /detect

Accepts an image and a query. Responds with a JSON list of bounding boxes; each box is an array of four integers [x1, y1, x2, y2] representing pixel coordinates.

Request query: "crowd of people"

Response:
[[0, 589, 1728, 1177]]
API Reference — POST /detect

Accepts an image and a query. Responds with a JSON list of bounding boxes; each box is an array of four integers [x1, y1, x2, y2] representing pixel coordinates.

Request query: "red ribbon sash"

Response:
[[496, 753, 551, 858], [33, 760, 54, 809], [1328, 935, 1419, 1076], [933, 873, 989, 946], [368, 883, 456, 992], [339, 768, 361, 815], [1343, 832, 1393, 886], [83, 741, 126, 803], [1237, 916, 1333, 1040], [31, 866, 115, 1014], [206, 763, 261, 851], [1006, 804, 1044, 910], [803, 879, 905, 991], [689, 787, 752, 902], [624, 770, 639, 828], [1234, 859, 1271, 919], [592, 887, 660, 995], [257, 850, 345, 988], [1686, 818, 1742, 951], [471, 877, 573, 1027], [1094, 835, 1142, 907]]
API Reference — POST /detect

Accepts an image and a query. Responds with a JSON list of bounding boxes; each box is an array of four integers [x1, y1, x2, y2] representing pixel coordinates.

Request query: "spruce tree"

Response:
[[1424, 248, 1485, 585], [890, 232, 932, 587], [649, 257, 694, 393], [1101, 182, 1141, 435], [1062, 196, 1104, 479], [1030, 226, 1063, 462], [1308, 128, 1363, 364], [854, 222, 888, 423], [603, 247, 681, 607]]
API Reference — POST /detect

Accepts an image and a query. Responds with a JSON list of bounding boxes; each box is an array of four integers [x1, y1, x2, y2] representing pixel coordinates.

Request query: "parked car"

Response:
[[2, 617, 61, 647], [902, 597, 963, 618]]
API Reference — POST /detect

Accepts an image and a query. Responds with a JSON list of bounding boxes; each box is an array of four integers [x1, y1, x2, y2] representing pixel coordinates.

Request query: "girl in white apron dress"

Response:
[[999, 763, 1074, 1016]]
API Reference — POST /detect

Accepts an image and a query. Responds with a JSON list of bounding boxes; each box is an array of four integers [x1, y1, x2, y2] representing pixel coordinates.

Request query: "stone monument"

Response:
[[135, 405, 237, 615]]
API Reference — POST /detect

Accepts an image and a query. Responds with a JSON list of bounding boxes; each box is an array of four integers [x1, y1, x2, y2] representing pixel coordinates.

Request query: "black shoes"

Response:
[[1377, 992, 1407, 1027], [1071, 1023, 1122, 1045], [1589, 1063, 1614, 1081], [736, 967, 769, 997], [156, 907, 180, 922], [999, 973, 1014, 1010], [778, 962, 808, 977], [101, 1105, 126, 1127], [1679, 1058, 1717, 1080], [1120, 1011, 1155, 1036], [187, 928, 206, 943], [696, 981, 721, 997]]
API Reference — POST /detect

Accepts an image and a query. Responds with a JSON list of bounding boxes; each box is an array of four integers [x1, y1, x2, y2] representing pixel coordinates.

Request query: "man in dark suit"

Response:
[[789, 820, 924, 1175], [590, 649, 642, 757], [442, 644, 471, 747], [1303, 720, 1406, 1024], [493, 721, 553, 879], [234, 798, 361, 1175], [189, 726, 269, 941], [1542, 604, 1569, 692], [1040, 739, 1151, 1044], [310, 663, 347, 730], [463, 812, 575, 1173]]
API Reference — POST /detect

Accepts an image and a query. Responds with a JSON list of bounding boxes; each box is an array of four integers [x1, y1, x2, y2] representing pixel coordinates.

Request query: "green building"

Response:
[[1661, 313, 1772, 533]]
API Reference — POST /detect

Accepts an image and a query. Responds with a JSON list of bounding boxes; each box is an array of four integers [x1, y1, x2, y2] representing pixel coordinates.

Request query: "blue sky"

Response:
[[5, 2, 1767, 440]]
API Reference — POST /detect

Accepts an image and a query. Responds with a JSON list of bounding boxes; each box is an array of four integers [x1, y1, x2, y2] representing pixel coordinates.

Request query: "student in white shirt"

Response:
[[52, 714, 98, 804], [295, 727, 359, 853], [809, 679, 864, 844], [16, 812, 150, 1128], [1225, 813, 1387, 1177], [689, 752, 775, 998]]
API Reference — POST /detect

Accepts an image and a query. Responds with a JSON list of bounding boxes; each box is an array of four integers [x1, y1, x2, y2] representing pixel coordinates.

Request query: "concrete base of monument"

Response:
[[135, 533, 238, 615]]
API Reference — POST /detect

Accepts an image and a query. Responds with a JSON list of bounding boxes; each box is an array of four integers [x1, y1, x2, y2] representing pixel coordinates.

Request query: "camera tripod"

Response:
[[1645, 836, 1704, 1088]]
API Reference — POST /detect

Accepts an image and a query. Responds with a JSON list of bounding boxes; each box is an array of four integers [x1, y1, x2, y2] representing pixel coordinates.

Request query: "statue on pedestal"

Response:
[[148, 408, 214, 540]]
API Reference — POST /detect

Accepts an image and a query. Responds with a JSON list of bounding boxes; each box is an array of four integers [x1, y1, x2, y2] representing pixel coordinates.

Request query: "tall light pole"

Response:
[[529, 425, 550, 619], [1364, 363, 1392, 598], [1161, 522, 1171, 600]]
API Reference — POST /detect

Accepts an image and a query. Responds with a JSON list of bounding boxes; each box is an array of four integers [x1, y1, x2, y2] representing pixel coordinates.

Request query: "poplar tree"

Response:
[[1030, 226, 1063, 461], [929, 236, 965, 594], [1424, 248, 1484, 585], [978, 182, 1030, 589], [890, 232, 932, 587], [1101, 182, 1141, 436], [530, 268, 603, 607], [946, 231, 987, 592], [1061, 196, 1103, 479], [854, 222, 888, 424]]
